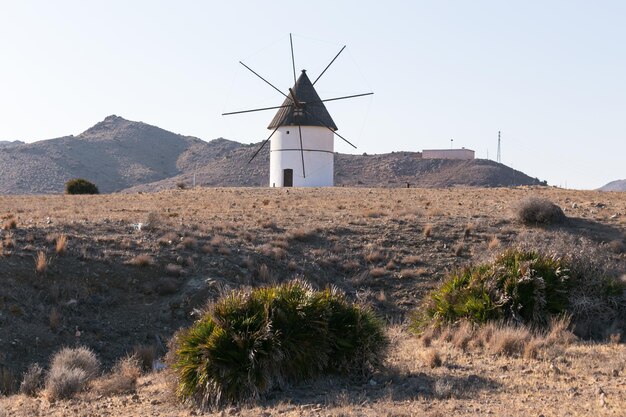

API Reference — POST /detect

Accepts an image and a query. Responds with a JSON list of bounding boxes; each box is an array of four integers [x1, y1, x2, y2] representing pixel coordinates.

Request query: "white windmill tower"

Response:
[[223, 35, 372, 187]]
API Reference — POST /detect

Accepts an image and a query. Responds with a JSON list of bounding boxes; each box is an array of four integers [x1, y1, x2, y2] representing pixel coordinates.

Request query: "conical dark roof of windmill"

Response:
[[267, 70, 337, 130]]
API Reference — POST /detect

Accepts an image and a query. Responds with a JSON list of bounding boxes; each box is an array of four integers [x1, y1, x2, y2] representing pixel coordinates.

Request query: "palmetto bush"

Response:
[[411, 250, 570, 332], [171, 280, 387, 408], [411, 249, 626, 339]]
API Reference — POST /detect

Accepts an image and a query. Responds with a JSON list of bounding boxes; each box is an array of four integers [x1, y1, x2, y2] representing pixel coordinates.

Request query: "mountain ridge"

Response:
[[0, 116, 544, 194], [599, 179, 626, 192]]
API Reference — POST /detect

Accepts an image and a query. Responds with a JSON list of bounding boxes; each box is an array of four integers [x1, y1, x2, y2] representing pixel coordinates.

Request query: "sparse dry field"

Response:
[[0, 187, 625, 416]]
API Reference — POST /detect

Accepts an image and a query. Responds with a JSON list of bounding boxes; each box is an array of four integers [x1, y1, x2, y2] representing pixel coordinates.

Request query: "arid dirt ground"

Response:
[[0, 187, 625, 416]]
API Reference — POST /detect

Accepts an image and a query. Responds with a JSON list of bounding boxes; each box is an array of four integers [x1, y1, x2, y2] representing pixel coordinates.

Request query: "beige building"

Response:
[[422, 148, 475, 160]]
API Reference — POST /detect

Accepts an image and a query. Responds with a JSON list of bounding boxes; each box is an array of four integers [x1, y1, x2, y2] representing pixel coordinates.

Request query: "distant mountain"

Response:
[[0, 115, 544, 194], [599, 179, 626, 192], [0, 140, 24, 148]]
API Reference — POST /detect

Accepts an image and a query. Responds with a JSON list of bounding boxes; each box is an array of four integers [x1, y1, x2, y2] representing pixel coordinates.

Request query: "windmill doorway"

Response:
[[283, 169, 293, 187]]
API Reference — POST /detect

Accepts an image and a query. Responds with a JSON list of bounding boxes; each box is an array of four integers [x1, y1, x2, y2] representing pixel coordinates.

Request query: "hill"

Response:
[[600, 179, 626, 192], [0, 116, 238, 194], [0, 116, 543, 194], [0, 140, 24, 148], [123, 149, 543, 192]]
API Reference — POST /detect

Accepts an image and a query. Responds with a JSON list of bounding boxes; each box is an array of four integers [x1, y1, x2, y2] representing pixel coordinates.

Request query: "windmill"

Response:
[[222, 34, 372, 187]]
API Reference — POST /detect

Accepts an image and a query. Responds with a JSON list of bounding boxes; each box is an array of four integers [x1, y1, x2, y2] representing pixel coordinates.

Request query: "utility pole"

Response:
[[497, 131, 501, 163], [450, 138, 454, 149]]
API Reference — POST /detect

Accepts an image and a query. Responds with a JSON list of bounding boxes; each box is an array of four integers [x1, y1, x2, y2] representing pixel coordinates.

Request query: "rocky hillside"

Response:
[[0, 140, 24, 148], [1, 116, 543, 194], [0, 116, 240, 193], [125, 149, 543, 192], [599, 179, 626, 192]]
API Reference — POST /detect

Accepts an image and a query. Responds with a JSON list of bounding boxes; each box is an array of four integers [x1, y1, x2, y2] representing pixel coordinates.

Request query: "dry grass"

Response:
[[422, 348, 443, 368], [93, 356, 142, 396], [49, 307, 60, 332], [487, 235, 500, 250], [369, 267, 387, 277], [35, 251, 47, 274], [19, 363, 44, 396], [423, 223, 433, 238], [180, 236, 197, 249], [129, 254, 154, 267], [3, 218, 16, 230], [55, 234, 67, 255], [45, 347, 100, 400], [487, 325, 531, 357], [364, 249, 385, 263], [3, 233, 14, 249]]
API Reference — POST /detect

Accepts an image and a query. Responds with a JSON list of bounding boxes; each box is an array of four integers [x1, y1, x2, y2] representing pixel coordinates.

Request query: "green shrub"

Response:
[[411, 249, 626, 339], [171, 280, 387, 408], [65, 178, 99, 195], [411, 249, 570, 331]]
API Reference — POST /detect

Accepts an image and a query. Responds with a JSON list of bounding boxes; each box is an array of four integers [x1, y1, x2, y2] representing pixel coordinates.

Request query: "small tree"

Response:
[[65, 178, 99, 195]]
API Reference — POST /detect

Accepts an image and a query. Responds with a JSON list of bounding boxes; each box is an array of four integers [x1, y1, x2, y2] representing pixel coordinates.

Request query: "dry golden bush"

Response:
[[453, 242, 464, 256], [399, 268, 424, 279], [369, 267, 387, 277], [218, 245, 231, 256], [3, 219, 16, 230], [258, 263, 271, 282], [93, 356, 141, 396], [385, 260, 397, 270], [55, 234, 67, 255], [487, 325, 531, 357], [364, 249, 385, 263], [401, 255, 421, 265], [423, 223, 433, 238], [363, 209, 385, 218], [45, 347, 100, 401], [451, 321, 474, 351], [545, 316, 577, 346], [129, 254, 154, 267], [19, 363, 43, 396], [35, 251, 47, 274], [487, 235, 500, 250], [259, 219, 277, 229], [288, 227, 318, 241], [422, 348, 443, 368], [4, 233, 14, 249], [180, 236, 197, 249], [209, 235, 225, 246]]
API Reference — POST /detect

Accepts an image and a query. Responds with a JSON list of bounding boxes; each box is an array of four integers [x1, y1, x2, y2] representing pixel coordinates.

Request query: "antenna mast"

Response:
[[497, 131, 501, 163]]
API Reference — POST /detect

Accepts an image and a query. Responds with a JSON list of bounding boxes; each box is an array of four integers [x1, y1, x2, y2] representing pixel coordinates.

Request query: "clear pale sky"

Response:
[[1, 1, 624, 189]]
